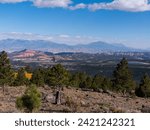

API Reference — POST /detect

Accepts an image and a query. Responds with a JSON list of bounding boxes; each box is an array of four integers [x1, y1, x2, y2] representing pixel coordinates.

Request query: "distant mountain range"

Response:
[[0, 39, 143, 53]]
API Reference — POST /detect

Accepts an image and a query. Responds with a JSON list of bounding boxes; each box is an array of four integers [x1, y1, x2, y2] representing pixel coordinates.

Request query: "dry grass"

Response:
[[0, 86, 150, 113]]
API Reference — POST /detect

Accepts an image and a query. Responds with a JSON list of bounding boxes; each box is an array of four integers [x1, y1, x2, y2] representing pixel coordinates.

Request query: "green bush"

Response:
[[16, 84, 41, 112], [136, 73, 150, 97]]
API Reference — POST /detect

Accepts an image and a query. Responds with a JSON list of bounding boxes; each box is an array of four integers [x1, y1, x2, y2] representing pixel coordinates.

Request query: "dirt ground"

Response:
[[0, 86, 150, 113]]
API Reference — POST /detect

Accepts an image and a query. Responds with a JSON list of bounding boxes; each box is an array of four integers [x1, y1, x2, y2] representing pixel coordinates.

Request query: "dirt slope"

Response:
[[0, 86, 150, 113]]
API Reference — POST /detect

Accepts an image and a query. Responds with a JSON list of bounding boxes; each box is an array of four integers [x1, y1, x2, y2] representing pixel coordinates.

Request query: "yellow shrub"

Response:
[[14, 72, 18, 78], [25, 72, 32, 80], [14, 72, 32, 80]]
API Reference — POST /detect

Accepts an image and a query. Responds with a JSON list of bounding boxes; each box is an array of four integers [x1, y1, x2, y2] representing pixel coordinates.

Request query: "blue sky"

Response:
[[0, 0, 150, 48]]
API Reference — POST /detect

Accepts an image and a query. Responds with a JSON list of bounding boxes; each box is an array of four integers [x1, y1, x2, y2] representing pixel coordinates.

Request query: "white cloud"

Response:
[[2, 32, 148, 48], [0, 32, 100, 45], [0, 32, 52, 41], [0, 0, 150, 12], [68, 3, 87, 10], [33, 0, 72, 8], [88, 0, 150, 12], [0, 0, 72, 8], [59, 34, 70, 38], [0, 0, 28, 3]]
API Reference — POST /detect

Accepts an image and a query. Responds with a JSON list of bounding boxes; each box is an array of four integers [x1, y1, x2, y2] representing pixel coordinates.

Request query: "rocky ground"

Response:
[[0, 86, 150, 113]]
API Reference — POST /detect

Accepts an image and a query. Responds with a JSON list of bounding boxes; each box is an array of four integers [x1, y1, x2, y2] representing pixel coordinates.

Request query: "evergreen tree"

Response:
[[79, 76, 92, 89], [136, 73, 150, 97], [0, 51, 14, 94], [46, 64, 69, 87], [78, 72, 88, 87], [45, 64, 70, 104], [16, 84, 41, 112], [69, 72, 81, 87], [101, 77, 112, 91], [69, 72, 89, 88], [91, 74, 104, 91], [113, 58, 135, 93], [90, 74, 112, 91], [31, 68, 45, 87], [13, 68, 28, 86]]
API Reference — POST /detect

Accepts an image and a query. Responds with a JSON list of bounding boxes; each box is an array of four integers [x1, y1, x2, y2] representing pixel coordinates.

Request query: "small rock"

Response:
[[103, 106, 110, 113], [98, 89, 103, 93], [45, 94, 55, 103], [141, 105, 150, 113], [103, 90, 114, 96], [80, 101, 86, 106]]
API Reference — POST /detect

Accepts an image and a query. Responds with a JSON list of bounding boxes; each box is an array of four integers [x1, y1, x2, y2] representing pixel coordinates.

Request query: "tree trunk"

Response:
[[55, 88, 61, 105], [2, 84, 5, 95]]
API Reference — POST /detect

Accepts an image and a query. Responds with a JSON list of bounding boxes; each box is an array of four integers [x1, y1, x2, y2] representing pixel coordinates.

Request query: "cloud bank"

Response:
[[88, 0, 150, 12], [0, 0, 150, 12], [0, 0, 28, 3], [0, 32, 100, 45]]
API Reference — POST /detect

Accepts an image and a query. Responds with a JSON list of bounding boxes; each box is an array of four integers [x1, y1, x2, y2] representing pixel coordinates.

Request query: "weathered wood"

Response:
[[55, 90, 61, 105], [2, 85, 5, 95], [81, 88, 94, 92]]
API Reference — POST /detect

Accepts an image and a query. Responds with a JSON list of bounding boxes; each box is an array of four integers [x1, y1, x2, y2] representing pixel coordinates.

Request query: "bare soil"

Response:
[[0, 86, 150, 113]]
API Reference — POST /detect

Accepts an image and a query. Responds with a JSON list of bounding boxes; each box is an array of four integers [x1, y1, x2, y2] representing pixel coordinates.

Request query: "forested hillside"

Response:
[[0, 51, 150, 113]]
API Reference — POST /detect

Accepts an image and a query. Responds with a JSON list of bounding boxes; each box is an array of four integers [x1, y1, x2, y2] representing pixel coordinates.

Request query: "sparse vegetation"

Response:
[[16, 84, 41, 112], [0, 51, 149, 98], [65, 96, 79, 112], [1, 51, 150, 113]]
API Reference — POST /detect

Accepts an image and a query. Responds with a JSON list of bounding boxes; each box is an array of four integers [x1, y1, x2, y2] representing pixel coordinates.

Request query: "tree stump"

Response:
[[55, 90, 61, 105]]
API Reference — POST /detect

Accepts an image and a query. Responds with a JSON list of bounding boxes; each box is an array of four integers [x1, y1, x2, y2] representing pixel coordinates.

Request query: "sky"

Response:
[[0, 0, 150, 49]]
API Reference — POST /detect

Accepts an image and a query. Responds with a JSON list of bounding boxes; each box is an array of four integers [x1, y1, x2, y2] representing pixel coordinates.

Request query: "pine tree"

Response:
[[69, 72, 89, 88], [136, 73, 150, 97], [101, 77, 112, 91], [16, 84, 41, 112], [69, 72, 81, 87], [113, 58, 135, 93], [13, 68, 28, 86], [79, 76, 92, 89], [0, 51, 14, 94], [91, 74, 104, 91], [31, 68, 44, 87], [90, 74, 112, 91], [46, 64, 69, 87], [45, 64, 69, 104]]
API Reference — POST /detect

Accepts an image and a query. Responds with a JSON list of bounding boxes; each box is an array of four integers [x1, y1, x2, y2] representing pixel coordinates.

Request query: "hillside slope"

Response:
[[0, 86, 150, 113]]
